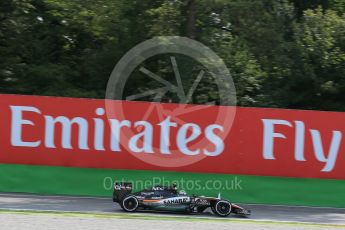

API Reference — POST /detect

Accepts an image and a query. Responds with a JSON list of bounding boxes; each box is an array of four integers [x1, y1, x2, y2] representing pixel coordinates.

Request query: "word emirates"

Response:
[[10, 106, 224, 156]]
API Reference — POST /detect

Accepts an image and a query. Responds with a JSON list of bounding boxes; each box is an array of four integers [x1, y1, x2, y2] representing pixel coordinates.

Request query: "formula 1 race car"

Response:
[[112, 182, 251, 217]]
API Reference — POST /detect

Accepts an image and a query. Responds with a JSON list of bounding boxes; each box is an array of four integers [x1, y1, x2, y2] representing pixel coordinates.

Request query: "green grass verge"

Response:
[[0, 164, 345, 207]]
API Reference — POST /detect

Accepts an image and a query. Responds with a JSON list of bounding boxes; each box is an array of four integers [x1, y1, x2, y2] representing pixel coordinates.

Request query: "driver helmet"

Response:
[[172, 182, 177, 190]]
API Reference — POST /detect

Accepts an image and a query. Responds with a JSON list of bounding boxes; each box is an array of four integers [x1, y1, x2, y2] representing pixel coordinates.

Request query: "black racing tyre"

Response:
[[121, 195, 139, 212], [212, 200, 232, 217]]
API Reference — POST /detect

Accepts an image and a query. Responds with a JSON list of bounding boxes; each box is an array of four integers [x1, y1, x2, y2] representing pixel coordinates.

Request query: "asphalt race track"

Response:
[[0, 193, 345, 226]]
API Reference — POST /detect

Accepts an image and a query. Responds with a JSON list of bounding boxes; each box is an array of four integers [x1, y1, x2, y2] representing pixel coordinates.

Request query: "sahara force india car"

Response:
[[112, 182, 251, 217]]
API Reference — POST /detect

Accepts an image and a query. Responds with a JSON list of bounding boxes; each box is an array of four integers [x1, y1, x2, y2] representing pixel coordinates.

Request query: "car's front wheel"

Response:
[[121, 195, 139, 212], [212, 200, 232, 217]]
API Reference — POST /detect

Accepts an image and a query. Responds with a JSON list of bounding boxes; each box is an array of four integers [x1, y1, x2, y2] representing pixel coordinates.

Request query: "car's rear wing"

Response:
[[112, 182, 133, 203]]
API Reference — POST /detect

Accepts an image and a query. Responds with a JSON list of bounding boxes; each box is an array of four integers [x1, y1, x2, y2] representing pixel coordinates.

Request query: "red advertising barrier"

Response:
[[0, 94, 344, 179]]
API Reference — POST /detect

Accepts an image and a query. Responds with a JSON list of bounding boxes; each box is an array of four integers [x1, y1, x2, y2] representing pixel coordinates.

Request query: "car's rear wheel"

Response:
[[212, 200, 232, 217], [121, 195, 139, 212]]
